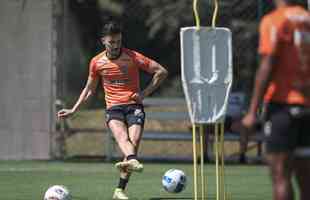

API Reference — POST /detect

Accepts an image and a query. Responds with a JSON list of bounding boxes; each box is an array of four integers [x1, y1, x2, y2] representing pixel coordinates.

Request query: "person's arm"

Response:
[[131, 61, 168, 101], [57, 76, 99, 118], [249, 56, 273, 114], [142, 61, 168, 97], [242, 55, 273, 128], [242, 15, 276, 129]]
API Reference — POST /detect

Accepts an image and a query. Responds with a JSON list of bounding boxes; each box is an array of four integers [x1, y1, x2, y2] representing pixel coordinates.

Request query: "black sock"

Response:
[[126, 154, 137, 161], [118, 178, 129, 190]]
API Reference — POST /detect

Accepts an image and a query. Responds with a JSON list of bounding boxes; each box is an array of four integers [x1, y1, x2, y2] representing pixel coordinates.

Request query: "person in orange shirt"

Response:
[[57, 20, 168, 199], [242, 0, 310, 199]]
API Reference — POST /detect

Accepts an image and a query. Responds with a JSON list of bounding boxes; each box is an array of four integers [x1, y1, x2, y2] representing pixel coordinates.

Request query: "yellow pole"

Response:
[[193, 0, 200, 29], [192, 124, 198, 200], [199, 125, 205, 200], [212, 0, 219, 28], [215, 123, 219, 200], [191, 0, 200, 193], [220, 122, 225, 200]]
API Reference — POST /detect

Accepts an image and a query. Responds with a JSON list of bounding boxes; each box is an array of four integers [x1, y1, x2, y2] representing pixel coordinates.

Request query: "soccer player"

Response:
[[57, 20, 168, 199], [242, 0, 310, 200]]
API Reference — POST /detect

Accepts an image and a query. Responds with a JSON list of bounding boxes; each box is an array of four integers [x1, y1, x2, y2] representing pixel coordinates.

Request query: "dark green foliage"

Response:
[[61, 0, 308, 108]]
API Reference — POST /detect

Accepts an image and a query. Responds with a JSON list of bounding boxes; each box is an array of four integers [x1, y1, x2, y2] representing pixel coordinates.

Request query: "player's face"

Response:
[[102, 33, 122, 59]]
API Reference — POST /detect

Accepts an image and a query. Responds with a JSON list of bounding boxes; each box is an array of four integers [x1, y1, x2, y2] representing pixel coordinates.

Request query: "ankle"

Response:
[[126, 154, 137, 161]]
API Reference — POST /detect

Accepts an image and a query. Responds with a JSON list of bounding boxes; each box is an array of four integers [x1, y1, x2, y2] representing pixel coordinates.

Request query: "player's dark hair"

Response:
[[101, 20, 122, 37]]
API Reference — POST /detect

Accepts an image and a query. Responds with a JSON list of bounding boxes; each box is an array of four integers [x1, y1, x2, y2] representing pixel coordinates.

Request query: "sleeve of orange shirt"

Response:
[[132, 51, 156, 74], [259, 16, 278, 56], [89, 58, 98, 79]]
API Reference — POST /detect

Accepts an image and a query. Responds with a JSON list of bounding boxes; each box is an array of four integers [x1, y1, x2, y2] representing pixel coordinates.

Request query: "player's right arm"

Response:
[[57, 59, 99, 119]]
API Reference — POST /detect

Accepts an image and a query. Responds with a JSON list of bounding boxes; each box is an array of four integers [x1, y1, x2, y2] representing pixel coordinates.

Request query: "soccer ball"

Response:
[[162, 169, 187, 193], [43, 185, 71, 200]]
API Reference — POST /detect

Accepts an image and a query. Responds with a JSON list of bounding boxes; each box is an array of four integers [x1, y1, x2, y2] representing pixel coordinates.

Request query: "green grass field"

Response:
[[0, 161, 273, 200]]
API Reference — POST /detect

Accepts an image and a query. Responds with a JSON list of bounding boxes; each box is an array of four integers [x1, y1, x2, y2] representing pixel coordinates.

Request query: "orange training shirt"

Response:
[[89, 48, 155, 108], [259, 5, 310, 106]]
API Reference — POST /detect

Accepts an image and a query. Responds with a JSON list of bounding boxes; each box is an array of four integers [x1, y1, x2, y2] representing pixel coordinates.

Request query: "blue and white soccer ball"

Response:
[[162, 169, 187, 193], [43, 185, 71, 200]]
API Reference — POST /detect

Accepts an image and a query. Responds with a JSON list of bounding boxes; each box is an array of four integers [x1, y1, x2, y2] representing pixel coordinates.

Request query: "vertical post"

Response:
[[220, 122, 226, 200], [215, 123, 220, 200], [193, 124, 198, 200], [52, 0, 66, 159], [199, 124, 205, 200]]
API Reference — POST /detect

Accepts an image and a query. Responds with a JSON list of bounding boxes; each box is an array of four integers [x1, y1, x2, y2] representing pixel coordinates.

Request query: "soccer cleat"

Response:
[[113, 188, 129, 200], [126, 159, 143, 172], [115, 161, 128, 171], [115, 159, 143, 173]]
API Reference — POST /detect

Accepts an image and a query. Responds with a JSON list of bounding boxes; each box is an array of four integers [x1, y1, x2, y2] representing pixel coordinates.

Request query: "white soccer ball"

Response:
[[162, 169, 187, 193], [43, 185, 71, 200]]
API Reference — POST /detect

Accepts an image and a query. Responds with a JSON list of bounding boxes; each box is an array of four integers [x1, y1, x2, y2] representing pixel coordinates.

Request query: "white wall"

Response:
[[0, 0, 55, 159]]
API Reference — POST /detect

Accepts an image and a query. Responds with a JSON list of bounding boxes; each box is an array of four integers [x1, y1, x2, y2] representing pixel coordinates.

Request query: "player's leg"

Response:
[[106, 105, 136, 157], [106, 106, 133, 200], [109, 119, 135, 157], [113, 104, 144, 199], [293, 112, 310, 200], [124, 104, 145, 172], [264, 103, 297, 200], [114, 139, 137, 199], [126, 104, 145, 149], [113, 158, 131, 200], [266, 153, 294, 200], [294, 159, 310, 200], [128, 124, 143, 153]]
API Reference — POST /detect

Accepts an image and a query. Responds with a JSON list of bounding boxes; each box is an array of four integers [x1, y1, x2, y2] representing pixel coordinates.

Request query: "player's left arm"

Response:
[[130, 50, 168, 101], [142, 61, 168, 97]]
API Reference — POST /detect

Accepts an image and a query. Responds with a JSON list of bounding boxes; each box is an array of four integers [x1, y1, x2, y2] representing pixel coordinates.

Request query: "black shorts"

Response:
[[105, 104, 145, 127], [263, 102, 310, 153]]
